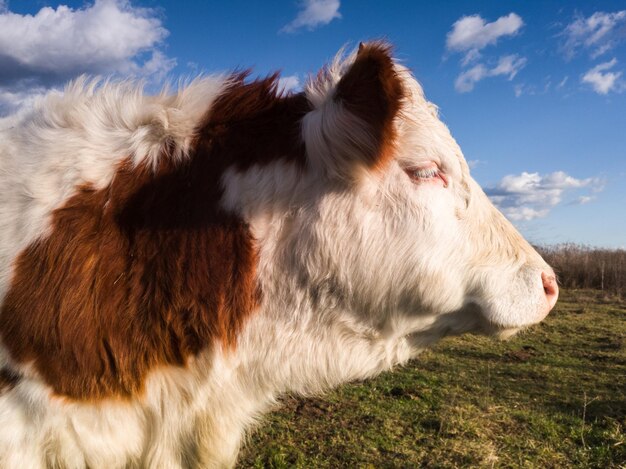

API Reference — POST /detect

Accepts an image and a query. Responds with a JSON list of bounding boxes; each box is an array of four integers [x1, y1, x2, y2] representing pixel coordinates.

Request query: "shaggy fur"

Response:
[[0, 42, 556, 468]]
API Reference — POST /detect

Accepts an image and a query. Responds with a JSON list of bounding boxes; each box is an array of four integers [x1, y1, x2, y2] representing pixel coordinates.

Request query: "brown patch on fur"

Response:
[[199, 71, 310, 170], [0, 75, 309, 400], [335, 41, 405, 171]]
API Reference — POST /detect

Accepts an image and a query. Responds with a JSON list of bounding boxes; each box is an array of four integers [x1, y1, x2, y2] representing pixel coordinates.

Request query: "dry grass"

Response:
[[537, 244, 626, 295]]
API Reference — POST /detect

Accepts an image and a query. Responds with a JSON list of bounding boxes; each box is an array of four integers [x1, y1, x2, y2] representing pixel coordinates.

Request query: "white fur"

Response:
[[0, 47, 554, 467]]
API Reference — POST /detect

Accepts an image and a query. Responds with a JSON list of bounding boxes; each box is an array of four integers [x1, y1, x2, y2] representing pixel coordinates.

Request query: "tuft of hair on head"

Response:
[[303, 41, 405, 183]]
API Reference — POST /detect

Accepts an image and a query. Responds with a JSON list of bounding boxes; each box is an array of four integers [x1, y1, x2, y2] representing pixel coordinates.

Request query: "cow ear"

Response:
[[303, 42, 404, 181]]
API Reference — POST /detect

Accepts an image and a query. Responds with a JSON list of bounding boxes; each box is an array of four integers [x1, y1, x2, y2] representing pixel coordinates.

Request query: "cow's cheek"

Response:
[[399, 192, 468, 315]]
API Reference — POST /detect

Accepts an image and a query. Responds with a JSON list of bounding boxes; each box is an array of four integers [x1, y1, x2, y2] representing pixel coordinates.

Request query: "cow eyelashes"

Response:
[[410, 167, 439, 179], [404, 165, 448, 187]]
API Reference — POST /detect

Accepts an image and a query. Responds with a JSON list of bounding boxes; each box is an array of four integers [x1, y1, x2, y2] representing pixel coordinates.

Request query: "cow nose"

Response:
[[541, 271, 559, 311]]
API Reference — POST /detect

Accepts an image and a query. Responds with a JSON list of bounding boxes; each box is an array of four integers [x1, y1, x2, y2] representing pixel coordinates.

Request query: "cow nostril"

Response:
[[541, 271, 559, 311]]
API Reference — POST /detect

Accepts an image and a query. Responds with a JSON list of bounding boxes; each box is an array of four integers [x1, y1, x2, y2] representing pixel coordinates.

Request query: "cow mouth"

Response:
[[478, 313, 537, 340], [479, 320, 523, 340], [462, 292, 552, 338], [464, 302, 529, 340], [403, 303, 530, 350]]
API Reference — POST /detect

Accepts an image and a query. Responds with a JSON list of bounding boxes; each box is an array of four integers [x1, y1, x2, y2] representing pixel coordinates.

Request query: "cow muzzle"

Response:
[[542, 270, 559, 314]]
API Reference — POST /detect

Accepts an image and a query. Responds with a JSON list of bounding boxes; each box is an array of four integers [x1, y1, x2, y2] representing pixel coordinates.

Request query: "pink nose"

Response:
[[542, 271, 559, 312]]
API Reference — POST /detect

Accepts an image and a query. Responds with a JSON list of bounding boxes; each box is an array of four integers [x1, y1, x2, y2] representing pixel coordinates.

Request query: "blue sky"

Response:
[[1, 0, 625, 247]]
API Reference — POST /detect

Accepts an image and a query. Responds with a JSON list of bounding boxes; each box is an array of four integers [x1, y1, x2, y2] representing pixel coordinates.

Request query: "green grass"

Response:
[[237, 290, 626, 468]]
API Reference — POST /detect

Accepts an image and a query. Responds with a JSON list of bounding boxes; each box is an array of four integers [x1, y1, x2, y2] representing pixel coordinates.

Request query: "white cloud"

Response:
[[278, 74, 300, 93], [491, 54, 526, 78], [0, 86, 48, 115], [446, 13, 523, 64], [557, 76, 569, 89], [581, 58, 624, 94], [0, 0, 175, 115], [447, 14, 526, 94], [503, 206, 550, 221], [455, 54, 526, 92], [455, 64, 487, 93], [281, 0, 341, 33], [561, 11, 626, 60], [575, 195, 594, 205], [485, 171, 603, 221]]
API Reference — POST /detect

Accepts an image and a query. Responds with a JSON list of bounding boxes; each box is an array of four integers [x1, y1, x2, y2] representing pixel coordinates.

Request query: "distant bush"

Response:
[[536, 244, 626, 295]]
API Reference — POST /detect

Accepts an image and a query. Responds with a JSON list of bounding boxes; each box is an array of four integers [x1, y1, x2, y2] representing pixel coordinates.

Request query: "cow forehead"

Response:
[[398, 77, 458, 157], [393, 70, 472, 203]]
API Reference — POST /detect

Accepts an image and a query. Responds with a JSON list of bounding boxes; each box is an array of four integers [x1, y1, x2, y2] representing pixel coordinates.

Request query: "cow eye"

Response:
[[404, 164, 448, 187], [410, 167, 439, 179]]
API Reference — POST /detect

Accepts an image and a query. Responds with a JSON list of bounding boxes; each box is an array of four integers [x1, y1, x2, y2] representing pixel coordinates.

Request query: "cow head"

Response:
[[223, 42, 558, 367], [0, 40, 558, 468]]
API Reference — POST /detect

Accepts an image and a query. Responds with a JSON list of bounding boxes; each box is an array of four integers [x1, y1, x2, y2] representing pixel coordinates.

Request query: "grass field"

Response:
[[237, 290, 626, 468]]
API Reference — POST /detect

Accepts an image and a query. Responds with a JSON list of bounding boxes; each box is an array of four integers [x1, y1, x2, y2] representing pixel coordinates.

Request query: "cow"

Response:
[[0, 42, 558, 468]]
